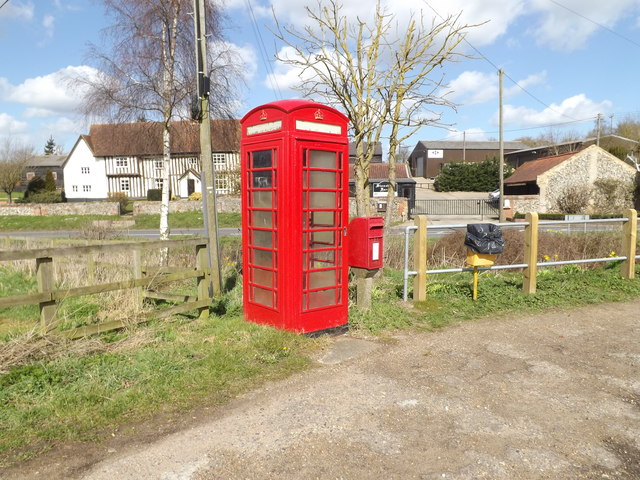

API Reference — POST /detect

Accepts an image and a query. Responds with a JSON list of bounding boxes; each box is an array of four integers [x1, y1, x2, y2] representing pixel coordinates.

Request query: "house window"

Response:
[[188, 157, 199, 168], [81, 167, 90, 174], [212, 153, 226, 167], [155, 179, 163, 189], [51, 172, 58, 180], [154, 160, 163, 169], [120, 178, 130, 192], [26, 172, 35, 180], [82, 185, 92, 192], [115, 157, 129, 168], [72, 185, 78, 192], [215, 176, 229, 193]]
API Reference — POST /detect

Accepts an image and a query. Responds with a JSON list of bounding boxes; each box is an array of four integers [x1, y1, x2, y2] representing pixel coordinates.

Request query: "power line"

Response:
[[245, 0, 282, 99], [423, 1, 580, 123], [549, 0, 640, 50], [0, 0, 11, 11]]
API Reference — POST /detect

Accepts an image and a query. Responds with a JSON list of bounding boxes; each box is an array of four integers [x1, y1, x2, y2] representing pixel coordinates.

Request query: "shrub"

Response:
[[554, 184, 592, 214], [25, 191, 64, 203], [108, 192, 129, 214], [435, 157, 513, 192], [147, 189, 162, 201], [592, 178, 633, 213], [23, 176, 46, 199], [44, 169, 56, 191], [188, 192, 202, 201]]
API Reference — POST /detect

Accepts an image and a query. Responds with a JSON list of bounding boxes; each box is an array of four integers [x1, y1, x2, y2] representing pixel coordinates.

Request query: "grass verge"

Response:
[[1, 260, 639, 466], [0, 211, 241, 232]]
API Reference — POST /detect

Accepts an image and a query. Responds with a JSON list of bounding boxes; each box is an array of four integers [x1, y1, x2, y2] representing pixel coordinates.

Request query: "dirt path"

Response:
[[6, 300, 640, 479]]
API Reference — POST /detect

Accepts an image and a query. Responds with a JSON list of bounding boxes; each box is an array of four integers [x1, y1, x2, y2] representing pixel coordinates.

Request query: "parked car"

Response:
[[488, 189, 500, 204]]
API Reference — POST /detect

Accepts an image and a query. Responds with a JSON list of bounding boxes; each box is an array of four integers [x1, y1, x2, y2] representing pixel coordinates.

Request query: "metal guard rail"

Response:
[[403, 217, 640, 301]]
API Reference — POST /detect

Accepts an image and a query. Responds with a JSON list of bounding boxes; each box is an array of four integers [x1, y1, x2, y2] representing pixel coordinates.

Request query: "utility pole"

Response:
[[596, 113, 602, 146], [498, 69, 505, 223], [194, 0, 222, 295], [462, 131, 466, 163]]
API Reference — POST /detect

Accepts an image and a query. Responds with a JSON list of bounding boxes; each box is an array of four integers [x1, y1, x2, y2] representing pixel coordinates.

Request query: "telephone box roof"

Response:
[[241, 99, 348, 123]]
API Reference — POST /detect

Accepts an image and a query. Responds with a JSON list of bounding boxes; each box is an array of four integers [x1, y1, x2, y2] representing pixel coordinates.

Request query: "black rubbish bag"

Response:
[[464, 223, 504, 255]]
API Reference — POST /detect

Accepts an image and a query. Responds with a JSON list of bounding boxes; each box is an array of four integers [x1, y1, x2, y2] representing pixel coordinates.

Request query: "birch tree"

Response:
[[274, 0, 471, 218], [79, 0, 239, 243]]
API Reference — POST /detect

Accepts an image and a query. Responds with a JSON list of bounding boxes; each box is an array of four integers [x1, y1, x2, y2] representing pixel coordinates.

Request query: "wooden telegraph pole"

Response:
[[194, 0, 222, 295], [498, 69, 505, 223]]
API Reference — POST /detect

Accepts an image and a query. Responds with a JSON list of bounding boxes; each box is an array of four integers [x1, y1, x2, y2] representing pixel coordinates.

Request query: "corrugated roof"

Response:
[[26, 154, 67, 167], [505, 152, 575, 184], [87, 119, 240, 157], [348, 163, 414, 181], [418, 140, 528, 150]]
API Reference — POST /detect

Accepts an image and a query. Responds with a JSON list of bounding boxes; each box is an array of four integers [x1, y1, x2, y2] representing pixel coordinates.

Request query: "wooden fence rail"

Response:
[[0, 237, 212, 338]]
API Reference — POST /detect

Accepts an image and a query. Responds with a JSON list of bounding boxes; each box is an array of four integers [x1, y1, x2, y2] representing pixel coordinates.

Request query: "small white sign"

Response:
[[295, 120, 341, 135], [372, 242, 380, 261], [246, 120, 282, 135], [428, 149, 443, 158]]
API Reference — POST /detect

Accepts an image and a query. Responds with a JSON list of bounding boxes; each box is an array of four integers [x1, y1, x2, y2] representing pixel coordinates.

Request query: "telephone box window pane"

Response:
[[253, 268, 274, 288], [252, 170, 272, 188], [311, 230, 335, 247], [310, 191, 335, 209], [309, 171, 335, 189], [252, 249, 273, 268], [309, 150, 335, 169], [253, 287, 273, 307], [253, 210, 272, 228], [310, 210, 334, 227], [252, 150, 273, 168], [252, 191, 272, 209], [253, 230, 273, 248], [306, 289, 339, 309], [308, 270, 336, 290], [306, 250, 336, 267]]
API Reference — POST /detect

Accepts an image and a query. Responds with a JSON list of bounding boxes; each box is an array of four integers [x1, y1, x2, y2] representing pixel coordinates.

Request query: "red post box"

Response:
[[348, 216, 384, 270], [240, 100, 350, 333]]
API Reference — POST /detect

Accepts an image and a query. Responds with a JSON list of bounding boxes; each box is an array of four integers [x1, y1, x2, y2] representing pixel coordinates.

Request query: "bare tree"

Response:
[[274, 0, 470, 218], [78, 0, 240, 244], [0, 139, 33, 204]]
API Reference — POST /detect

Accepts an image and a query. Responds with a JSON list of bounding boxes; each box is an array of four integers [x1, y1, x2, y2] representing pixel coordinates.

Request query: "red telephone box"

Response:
[[240, 100, 350, 333]]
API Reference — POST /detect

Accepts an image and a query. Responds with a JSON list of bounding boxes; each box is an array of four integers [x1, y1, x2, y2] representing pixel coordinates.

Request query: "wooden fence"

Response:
[[0, 237, 213, 338]]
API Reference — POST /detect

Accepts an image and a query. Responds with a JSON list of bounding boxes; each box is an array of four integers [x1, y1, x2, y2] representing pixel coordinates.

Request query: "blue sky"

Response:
[[1, 0, 639, 154]]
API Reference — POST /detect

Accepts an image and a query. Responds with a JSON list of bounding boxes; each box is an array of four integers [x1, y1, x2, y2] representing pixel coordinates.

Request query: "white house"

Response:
[[64, 120, 240, 201]]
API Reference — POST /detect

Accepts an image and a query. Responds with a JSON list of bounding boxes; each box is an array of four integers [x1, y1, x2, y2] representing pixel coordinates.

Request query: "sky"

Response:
[[1, 0, 639, 155]]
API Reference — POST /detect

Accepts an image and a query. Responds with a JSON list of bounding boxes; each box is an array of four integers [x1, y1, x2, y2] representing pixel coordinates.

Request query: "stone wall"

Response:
[[0, 202, 120, 216], [132, 197, 241, 215]]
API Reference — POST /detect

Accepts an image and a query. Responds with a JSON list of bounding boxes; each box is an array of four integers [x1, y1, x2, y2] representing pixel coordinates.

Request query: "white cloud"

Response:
[[42, 14, 55, 40], [527, 0, 638, 51], [445, 127, 488, 141], [3, 65, 100, 116], [500, 94, 612, 127], [0, 113, 29, 134], [0, 1, 34, 20], [445, 70, 547, 105]]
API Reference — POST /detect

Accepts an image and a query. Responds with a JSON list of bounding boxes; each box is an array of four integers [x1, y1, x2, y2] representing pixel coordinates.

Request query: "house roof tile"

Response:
[[87, 120, 240, 157], [505, 152, 575, 184]]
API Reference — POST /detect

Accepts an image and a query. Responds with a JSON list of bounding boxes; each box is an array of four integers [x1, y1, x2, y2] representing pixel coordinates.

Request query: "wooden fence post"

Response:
[[413, 215, 428, 302], [523, 212, 539, 294], [621, 208, 637, 279], [132, 249, 143, 308], [196, 242, 210, 320], [36, 256, 56, 334]]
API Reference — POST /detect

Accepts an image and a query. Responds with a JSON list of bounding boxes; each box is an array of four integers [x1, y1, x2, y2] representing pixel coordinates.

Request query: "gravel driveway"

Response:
[[8, 300, 640, 479]]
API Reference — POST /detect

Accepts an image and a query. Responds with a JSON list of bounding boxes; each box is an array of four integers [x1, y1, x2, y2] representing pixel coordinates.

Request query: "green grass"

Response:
[[0, 211, 241, 232], [1, 261, 640, 466], [0, 192, 24, 202]]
